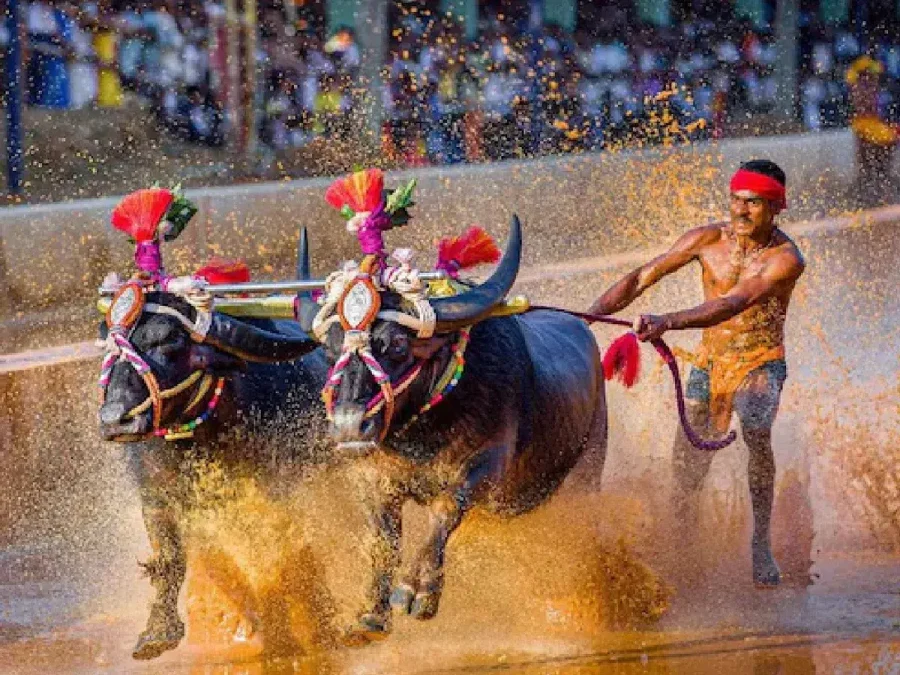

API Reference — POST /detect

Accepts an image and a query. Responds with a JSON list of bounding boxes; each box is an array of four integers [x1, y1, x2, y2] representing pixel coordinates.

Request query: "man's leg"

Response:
[[734, 361, 787, 587], [671, 367, 716, 533]]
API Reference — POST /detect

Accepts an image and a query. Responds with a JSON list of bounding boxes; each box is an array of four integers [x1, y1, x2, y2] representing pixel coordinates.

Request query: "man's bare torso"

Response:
[[693, 223, 803, 354]]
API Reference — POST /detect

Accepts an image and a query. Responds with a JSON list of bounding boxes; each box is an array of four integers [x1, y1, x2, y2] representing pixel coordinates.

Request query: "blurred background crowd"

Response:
[[2, 0, 899, 166]]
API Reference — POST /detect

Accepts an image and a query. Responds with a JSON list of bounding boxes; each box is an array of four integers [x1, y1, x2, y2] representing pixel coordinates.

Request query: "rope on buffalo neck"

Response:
[[396, 328, 470, 435], [152, 377, 226, 441]]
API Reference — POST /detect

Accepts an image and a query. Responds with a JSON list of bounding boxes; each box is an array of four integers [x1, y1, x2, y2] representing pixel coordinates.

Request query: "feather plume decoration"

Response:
[[325, 168, 384, 215], [111, 188, 174, 242], [602, 332, 641, 388], [436, 226, 501, 277]]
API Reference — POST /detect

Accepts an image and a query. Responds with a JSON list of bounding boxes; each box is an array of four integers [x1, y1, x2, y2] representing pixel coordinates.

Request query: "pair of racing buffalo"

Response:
[[98, 217, 608, 659]]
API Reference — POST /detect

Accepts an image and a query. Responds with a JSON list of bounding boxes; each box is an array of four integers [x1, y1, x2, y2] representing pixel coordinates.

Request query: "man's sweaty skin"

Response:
[[589, 160, 805, 587]]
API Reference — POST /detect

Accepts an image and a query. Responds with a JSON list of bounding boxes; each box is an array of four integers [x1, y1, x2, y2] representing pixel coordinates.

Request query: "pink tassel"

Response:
[[603, 332, 641, 388]]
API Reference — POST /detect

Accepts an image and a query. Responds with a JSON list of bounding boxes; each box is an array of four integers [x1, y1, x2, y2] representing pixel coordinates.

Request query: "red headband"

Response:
[[730, 169, 787, 212]]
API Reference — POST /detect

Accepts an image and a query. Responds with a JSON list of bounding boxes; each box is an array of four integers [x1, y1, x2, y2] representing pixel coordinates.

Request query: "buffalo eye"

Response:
[[154, 339, 186, 357], [387, 333, 410, 361], [144, 333, 186, 358]]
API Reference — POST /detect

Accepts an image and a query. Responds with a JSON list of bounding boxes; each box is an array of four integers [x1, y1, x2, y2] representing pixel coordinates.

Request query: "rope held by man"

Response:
[[528, 305, 737, 452]]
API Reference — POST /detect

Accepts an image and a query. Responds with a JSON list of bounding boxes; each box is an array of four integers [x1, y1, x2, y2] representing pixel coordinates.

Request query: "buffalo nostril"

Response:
[[99, 402, 127, 425]]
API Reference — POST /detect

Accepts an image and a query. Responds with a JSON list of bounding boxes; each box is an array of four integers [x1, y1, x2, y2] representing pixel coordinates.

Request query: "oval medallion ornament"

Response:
[[339, 276, 381, 330], [107, 281, 146, 330]]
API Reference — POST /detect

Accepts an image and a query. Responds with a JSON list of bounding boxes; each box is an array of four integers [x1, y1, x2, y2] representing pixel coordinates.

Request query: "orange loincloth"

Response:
[[675, 343, 786, 434]]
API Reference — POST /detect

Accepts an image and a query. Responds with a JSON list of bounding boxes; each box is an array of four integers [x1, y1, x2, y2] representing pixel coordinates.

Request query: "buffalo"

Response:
[[298, 216, 608, 643], [98, 233, 326, 659]]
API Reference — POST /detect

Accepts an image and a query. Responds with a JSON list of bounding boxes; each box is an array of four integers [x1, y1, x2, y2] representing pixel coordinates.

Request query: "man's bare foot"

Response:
[[752, 537, 781, 588]]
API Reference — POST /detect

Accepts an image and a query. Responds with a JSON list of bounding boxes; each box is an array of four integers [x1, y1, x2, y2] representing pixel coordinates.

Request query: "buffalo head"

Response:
[[98, 290, 318, 442], [300, 216, 523, 451]]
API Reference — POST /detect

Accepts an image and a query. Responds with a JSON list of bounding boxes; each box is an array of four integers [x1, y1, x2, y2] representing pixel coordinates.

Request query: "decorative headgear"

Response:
[[110, 185, 198, 277], [325, 168, 416, 262], [311, 197, 522, 444], [436, 226, 501, 279], [729, 168, 787, 213]]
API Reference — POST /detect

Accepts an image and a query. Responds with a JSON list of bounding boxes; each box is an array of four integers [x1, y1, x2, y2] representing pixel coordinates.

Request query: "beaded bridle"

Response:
[[99, 280, 225, 441], [313, 254, 469, 442]]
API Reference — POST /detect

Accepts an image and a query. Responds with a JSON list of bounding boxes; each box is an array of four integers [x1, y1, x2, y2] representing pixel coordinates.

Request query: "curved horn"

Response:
[[205, 312, 318, 363], [297, 226, 311, 281], [296, 226, 319, 333], [430, 215, 522, 333]]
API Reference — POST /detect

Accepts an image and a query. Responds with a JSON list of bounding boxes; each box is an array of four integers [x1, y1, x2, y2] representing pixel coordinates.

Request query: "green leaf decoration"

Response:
[[163, 192, 198, 242], [385, 179, 417, 214], [340, 204, 355, 220], [389, 206, 413, 228]]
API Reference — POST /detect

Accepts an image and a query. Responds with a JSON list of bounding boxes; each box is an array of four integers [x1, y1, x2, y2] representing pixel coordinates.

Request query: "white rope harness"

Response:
[[314, 253, 445, 438], [99, 280, 219, 438]]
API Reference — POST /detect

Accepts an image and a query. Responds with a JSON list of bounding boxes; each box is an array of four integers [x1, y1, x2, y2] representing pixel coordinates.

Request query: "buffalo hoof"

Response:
[[410, 591, 441, 621], [341, 613, 391, 648], [752, 543, 781, 588], [131, 619, 185, 660], [389, 583, 415, 615]]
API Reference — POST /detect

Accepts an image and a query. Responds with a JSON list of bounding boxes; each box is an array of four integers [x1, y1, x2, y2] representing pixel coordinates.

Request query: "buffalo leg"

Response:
[[344, 484, 403, 646], [396, 447, 505, 621], [129, 450, 187, 660]]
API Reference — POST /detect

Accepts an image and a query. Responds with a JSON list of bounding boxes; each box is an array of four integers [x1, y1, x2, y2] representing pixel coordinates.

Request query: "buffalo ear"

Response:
[[189, 344, 247, 374], [411, 335, 451, 360]]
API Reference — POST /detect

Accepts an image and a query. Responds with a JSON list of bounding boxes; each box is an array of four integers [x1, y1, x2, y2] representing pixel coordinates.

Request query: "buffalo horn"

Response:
[[295, 227, 320, 333], [205, 311, 318, 363]]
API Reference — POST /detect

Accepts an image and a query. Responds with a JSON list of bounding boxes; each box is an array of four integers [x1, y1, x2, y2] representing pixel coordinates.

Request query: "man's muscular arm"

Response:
[[588, 227, 714, 316], [635, 248, 805, 341]]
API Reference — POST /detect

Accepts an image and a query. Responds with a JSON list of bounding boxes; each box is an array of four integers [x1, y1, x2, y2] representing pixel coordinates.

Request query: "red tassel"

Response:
[[195, 257, 251, 285], [436, 226, 501, 276], [324, 168, 384, 214], [111, 188, 174, 243], [603, 332, 641, 388]]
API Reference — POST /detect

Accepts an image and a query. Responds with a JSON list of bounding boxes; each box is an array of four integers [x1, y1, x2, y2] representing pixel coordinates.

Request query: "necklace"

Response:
[[724, 225, 777, 284]]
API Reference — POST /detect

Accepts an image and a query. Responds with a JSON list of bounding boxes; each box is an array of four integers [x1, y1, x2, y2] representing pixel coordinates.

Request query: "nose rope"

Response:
[[321, 330, 398, 442], [98, 329, 164, 429], [99, 311, 220, 439], [98, 330, 152, 386]]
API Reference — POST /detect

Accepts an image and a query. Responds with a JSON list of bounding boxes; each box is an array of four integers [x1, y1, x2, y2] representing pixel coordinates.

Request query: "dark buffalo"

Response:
[[299, 217, 607, 642], [98, 236, 326, 659]]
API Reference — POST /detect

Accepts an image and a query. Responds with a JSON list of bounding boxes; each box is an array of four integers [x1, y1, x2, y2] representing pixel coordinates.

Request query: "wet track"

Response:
[[1, 198, 899, 673]]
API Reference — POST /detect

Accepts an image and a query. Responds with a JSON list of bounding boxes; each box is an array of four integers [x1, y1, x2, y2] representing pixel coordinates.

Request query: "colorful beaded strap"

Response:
[[397, 328, 469, 435], [153, 377, 225, 441]]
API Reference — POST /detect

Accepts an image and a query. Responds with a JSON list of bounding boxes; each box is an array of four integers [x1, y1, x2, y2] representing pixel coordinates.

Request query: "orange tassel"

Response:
[[603, 332, 641, 388], [111, 188, 174, 242], [436, 226, 501, 276], [325, 168, 384, 214]]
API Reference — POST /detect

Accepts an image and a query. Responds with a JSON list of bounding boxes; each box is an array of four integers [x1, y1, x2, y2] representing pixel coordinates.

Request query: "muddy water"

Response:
[[1, 212, 899, 673]]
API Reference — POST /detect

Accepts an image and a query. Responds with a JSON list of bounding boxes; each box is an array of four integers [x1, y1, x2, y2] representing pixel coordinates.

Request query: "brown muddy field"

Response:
[[1, 203, 899, 674]]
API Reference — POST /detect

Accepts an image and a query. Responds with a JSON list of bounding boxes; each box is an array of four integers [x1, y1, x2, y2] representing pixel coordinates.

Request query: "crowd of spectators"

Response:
[[1, 1, 899, 166]]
